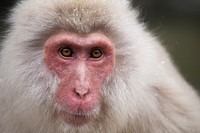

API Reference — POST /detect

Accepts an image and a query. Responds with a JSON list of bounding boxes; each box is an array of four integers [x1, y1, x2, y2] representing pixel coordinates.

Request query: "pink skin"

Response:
[[44, 32, 115, 126]]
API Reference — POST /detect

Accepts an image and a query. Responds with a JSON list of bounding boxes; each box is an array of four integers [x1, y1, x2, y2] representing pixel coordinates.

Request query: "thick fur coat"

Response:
[[0, 0, 200, 133]]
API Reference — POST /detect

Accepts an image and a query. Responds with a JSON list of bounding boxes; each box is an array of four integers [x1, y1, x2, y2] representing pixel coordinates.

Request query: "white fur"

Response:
[[0, 0, 200, 133]]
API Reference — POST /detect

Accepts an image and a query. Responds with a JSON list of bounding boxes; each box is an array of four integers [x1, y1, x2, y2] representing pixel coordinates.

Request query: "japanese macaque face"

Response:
[[0, 0, 200, 133], [45, 32, 115, 126]]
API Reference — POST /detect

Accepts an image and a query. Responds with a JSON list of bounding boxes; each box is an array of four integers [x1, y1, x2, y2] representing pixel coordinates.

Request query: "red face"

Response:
[[44, 32, 115, 126]]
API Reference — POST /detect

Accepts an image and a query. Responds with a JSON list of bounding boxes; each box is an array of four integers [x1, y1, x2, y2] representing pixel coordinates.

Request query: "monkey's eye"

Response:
[[59, 47, 74, 57], [90, 48, 103, 59]]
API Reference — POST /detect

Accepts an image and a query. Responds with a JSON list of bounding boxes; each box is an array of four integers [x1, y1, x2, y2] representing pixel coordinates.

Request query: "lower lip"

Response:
[[61, 111, 94, 127]]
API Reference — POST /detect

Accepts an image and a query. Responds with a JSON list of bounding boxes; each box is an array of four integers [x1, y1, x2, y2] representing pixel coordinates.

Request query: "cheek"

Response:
[[44, 50, 70, 77], [87, 55, 115, 80]]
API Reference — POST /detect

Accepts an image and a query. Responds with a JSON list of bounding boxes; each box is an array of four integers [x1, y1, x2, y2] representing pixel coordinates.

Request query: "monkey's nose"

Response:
[[74, 88, 90, 98]]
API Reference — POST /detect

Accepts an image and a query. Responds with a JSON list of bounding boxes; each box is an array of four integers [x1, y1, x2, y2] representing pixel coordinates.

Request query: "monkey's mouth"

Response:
[[60, 109, 99, 126]]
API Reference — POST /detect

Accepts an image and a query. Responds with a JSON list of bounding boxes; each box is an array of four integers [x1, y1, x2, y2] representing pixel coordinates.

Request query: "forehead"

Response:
[[10, 0, 134, 50], [14, 0, 123, 34]]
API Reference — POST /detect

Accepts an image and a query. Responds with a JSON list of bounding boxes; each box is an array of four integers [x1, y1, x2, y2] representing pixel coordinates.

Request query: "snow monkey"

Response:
[[0, 0, 200, 133]]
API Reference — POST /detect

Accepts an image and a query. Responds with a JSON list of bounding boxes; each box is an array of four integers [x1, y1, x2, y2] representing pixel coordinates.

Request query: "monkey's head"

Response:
[[0, 0, 155, 132]]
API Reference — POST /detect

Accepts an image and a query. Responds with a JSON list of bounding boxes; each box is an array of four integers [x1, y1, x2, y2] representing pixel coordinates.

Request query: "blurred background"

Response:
[[0, 0, 199, 91]]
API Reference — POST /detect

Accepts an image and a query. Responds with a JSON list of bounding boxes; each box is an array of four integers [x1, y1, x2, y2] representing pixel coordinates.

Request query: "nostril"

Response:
[[74, 88, 89, 98]]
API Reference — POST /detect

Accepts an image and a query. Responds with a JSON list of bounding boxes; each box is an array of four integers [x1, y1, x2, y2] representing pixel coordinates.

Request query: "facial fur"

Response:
[[0, 0, 200, 133]]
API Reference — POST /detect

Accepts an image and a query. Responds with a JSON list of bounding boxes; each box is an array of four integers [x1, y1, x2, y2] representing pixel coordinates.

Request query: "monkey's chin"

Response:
[[61, 110, 98, 127]]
